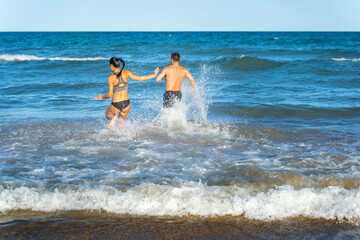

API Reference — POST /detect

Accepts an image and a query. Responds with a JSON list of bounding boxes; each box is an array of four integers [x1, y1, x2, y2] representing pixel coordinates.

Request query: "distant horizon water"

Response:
[[2, 30, 360, 32]]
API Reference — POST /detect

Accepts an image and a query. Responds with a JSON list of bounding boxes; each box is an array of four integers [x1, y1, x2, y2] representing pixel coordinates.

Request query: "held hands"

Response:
[[154, 67, 159, 75], [95, 94, 103, 100]]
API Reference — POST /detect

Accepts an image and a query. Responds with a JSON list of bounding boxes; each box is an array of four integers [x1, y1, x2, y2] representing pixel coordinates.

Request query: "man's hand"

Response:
[[154, 67, 159, 75], [95, 94, 103, 100]]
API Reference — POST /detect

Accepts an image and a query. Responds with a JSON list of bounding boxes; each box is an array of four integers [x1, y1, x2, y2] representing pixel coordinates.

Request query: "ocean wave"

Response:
[[0, 183, 359, 223], [217, 55, 282, 71], [0, 54, 107, 62], [332, 58, 360, 62]]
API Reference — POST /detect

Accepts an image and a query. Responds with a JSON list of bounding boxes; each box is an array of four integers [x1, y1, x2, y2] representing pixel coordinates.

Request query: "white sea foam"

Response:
[[216, 55, 246, 60], [31, 168, 46, 175], [332, 58, 360, 62], [158, 101, 189, 131], [0, 54, 106, 62], [0, 183, 359, 223]]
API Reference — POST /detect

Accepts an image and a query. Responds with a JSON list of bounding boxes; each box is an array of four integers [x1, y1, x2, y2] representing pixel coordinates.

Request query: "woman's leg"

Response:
[[106, 105, 120, 128], [117, 104, 131, 128]]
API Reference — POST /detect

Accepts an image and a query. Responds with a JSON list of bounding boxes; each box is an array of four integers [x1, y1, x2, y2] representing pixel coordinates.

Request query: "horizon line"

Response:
[[1, 30, 360, 33]]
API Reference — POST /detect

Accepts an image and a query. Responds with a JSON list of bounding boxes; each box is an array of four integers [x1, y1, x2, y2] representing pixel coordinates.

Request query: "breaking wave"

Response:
[[0, 54, 106, 62], [0, 183, 359, 223], [332, 58, 360, 62]]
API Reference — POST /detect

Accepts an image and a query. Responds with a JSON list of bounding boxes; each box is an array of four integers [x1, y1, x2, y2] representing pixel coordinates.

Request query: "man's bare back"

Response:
[[157, 64, 194, 91], [156, 52, 195, 108]]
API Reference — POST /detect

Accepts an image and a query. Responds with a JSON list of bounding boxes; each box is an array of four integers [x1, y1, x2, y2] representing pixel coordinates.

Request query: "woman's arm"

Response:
[[95, 76, 114, 100], [127, 67, 159, 81]]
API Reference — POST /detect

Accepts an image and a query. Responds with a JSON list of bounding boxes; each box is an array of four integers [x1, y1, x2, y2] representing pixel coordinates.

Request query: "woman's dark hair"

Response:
[[110, 57, 125, 77]]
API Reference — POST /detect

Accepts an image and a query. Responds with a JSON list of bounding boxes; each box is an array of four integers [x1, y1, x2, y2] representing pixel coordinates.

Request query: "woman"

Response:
[[95, 57, 159, 128]]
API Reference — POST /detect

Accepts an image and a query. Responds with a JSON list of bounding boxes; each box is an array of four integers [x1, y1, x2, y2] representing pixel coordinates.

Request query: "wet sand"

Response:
[[1, 213, 359, 240]]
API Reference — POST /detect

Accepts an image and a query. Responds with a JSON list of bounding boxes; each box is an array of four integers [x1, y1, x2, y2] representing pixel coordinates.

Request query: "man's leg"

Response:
[[163, 92, 175, 108]]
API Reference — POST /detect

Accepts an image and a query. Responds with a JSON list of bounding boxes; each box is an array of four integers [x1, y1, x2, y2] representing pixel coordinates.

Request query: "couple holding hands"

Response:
[[95, 52, 196, 128]]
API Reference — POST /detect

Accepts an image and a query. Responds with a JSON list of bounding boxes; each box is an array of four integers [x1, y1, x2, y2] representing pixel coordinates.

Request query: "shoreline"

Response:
[[1, 213, 359, 239]]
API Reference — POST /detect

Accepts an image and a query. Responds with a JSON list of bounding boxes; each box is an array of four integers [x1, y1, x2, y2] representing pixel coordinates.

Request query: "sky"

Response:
[[0, 0, 359, 31]]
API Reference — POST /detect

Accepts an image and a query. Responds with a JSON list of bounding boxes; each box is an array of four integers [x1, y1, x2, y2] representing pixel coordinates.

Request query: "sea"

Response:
[[0, 32, 360, 239]]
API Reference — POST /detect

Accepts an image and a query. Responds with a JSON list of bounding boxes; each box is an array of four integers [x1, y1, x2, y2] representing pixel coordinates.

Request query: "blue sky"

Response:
[[1, 0, 359, 31]]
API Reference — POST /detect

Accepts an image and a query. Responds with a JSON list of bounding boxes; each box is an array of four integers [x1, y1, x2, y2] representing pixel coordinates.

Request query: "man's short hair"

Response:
[[171, 52, 180, 62]]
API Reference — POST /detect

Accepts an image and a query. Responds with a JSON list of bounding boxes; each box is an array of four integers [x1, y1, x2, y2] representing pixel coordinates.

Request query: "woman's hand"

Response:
[[154, 67, 159, 75], [95, 94, 103, 100]]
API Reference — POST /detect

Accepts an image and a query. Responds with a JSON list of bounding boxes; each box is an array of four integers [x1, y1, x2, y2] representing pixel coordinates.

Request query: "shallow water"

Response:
[[1, 32, 360, 232]]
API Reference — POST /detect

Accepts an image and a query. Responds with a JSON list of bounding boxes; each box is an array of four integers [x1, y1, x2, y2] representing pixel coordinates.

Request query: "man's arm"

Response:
[[95, 76, 113, 100], [156, 68, 166, 82], [185, 70, 196, 95]]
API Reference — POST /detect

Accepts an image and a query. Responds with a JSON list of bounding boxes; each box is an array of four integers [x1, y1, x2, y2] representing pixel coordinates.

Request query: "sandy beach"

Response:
[[1, 213, 359, 239]]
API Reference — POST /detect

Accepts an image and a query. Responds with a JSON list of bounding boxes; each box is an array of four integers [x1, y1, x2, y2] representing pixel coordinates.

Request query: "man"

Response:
[[156, 52, 196, 108]]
